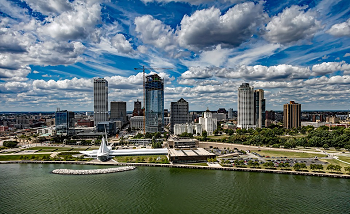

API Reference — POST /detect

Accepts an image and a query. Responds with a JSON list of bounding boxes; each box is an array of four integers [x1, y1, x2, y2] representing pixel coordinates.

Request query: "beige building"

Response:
[[283, 101, 301, 129]]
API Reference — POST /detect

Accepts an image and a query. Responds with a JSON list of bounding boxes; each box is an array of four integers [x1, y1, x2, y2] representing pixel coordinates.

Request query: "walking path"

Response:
[[334, 156, 350, 165]]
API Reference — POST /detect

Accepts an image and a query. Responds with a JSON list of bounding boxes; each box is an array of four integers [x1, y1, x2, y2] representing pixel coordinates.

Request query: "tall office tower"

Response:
[[170, 98, 190, 133], [110, 101, 127, 124], [228, 108, 233, 119], [133, 99, 142, 116], [55, 109, 75, 136], [199, 109, 217, 136], [145, 74, 164, 133], [94, 78, 108, 127], [283, 101, 301, 129], [254, 89, 266, 128], [237, 83, 255, 129]]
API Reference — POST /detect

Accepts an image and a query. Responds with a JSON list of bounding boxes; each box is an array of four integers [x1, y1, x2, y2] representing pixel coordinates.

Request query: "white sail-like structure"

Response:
[[96, 137, 110, 161], [80, 137, 168, 162]]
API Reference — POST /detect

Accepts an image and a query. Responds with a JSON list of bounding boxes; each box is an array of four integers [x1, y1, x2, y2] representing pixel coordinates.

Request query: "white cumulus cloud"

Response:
[[264, 5, 321, 44], [327, 18, 350, 37], [177, 2, 267, 49]]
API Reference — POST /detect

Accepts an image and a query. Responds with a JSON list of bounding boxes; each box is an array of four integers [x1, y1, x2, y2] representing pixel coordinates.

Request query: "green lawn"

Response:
[[0, 154, 50, 161], [337, 156, 350, 164], [208, 135, 229, 140], [24, 147, 87, 152], [251, 150, 327, 158], [114, 155, 168, 163]]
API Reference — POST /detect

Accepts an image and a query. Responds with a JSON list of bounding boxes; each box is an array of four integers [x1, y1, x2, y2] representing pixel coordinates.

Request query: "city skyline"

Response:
[[1, 0, 350, 112]]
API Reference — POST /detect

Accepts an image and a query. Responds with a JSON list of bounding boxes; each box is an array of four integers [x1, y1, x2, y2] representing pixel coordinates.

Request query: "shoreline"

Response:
[[1, 160, 349, 179]]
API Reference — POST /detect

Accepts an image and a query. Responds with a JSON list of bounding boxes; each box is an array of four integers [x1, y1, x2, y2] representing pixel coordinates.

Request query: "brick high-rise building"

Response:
[[283, 101, 301, 129]]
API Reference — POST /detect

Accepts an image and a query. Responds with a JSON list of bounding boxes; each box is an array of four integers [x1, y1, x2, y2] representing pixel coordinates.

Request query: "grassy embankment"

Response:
[[251, 150, 327, 158], [114, 155, 168, 163], [0, 154, 50, 161]]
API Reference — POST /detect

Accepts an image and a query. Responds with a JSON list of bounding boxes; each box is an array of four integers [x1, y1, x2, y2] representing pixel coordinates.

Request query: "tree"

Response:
[[326, 164, 335, 172], [344, 166, 350, 174], [202, 130, 208, 140], [293, 163, 307, 171], [323, 144, 329, 150], [3, 141, 18, 148], [263, 161, 275, 168], [226, 129, 234, 136], [334, 165, 342, 172]]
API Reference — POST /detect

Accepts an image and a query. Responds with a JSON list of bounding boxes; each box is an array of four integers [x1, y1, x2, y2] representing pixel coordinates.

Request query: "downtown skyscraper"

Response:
[[283, 101, 301, 129], [237, 83, 255, 129], [254, 89, 266, 128], [94, 78, 108, 127], [170, 98, 190, 133], [145, 74, 164, 133]]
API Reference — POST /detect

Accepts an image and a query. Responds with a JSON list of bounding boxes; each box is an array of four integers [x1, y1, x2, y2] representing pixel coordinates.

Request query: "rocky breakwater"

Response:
[[52, 166, 136, 175]]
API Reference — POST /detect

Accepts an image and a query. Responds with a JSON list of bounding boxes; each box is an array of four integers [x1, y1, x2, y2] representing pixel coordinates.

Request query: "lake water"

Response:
[[0, 164, 349, 214]]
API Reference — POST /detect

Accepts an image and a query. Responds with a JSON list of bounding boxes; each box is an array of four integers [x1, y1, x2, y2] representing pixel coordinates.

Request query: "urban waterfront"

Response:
[[1, 164, 349, 214]]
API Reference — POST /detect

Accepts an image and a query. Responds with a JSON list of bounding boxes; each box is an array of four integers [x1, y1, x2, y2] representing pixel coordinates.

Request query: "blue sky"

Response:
[[0, 0, 350, 112]]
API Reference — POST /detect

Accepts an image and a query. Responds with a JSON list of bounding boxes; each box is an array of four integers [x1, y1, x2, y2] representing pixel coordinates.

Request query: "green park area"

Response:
[[338, 156, 350, 163], [114, 155, 169, 164], [24, 146, 89, 152], [0, 154, 51, 161], [251, 150, 327, 158]]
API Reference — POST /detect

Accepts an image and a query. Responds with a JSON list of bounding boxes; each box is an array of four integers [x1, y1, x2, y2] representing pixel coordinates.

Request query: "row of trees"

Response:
[[204, 126, 350, 150]]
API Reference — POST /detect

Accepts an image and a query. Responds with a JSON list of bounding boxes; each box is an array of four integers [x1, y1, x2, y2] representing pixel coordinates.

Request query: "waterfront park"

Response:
[[1, 125, 350, 177]]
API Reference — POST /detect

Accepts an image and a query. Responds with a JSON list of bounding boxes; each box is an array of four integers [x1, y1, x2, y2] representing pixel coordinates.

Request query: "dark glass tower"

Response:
[[145, 74, 164, 133]]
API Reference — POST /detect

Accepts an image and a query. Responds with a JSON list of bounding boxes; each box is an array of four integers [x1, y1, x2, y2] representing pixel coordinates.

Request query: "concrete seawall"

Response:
[[1, 160, 350, 179], [52, 166, 135, 175]]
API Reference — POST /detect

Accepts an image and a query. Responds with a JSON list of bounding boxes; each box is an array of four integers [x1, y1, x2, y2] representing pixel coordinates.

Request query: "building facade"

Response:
[[237, 83, 256, 129], [110, 101, 127, 125], [283, 101, 301, 129], [130, 116, 144, 130], [170, 98, 190, 133], [174, 123, 202, 136], [199, 109, 217, 136], [94, 78, 108, 127], [254, 89, 266, 128], [145, 74, 164, 133], [228, 108, 233, 119], [133, 99, 142, 116], [55, 110, 75, 136]]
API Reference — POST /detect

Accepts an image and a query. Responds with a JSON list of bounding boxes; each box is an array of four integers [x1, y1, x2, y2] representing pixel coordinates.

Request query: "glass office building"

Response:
[[145, 74, 164, 133], [55, 110, 74, 136]]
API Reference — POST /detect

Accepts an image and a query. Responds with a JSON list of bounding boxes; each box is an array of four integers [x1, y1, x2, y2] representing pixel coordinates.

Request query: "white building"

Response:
[[174, 123, 202, 136], [237, 83, 256, 129], [37, 127, 55, 136], [94, 78, 108, 127], [130, 116, 144, 130], [199, 110, 217, 136]]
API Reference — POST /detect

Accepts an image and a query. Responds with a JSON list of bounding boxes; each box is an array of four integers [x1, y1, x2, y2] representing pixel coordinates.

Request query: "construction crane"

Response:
[[134, 66, 172, 134]]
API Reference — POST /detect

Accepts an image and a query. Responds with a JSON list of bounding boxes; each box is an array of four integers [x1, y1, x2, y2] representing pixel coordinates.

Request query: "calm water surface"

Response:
[[0, 164, 349, 214]]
